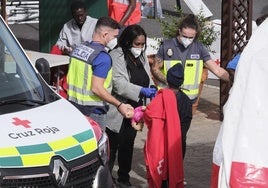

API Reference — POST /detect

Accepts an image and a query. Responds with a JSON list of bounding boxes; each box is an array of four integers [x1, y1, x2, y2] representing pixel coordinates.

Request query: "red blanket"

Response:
[[144, 89, 184, 188]]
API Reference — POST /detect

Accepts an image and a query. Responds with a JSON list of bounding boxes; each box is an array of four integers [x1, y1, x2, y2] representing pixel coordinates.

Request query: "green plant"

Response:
[[157, 7, 220, 53]]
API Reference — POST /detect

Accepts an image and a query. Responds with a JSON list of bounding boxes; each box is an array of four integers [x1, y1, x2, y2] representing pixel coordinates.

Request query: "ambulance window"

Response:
[[0, 18, 44, 103]]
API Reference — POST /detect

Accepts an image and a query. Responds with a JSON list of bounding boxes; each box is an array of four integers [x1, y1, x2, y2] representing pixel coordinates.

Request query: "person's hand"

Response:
[[61, 46, 73, 55], [140, 87, 157, 98], [131, 106, 146, 123], [131, 106, 146, 131], [117, 103, 134, 118]]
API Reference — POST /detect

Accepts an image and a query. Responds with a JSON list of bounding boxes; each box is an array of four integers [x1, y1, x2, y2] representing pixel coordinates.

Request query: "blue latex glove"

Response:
[[227, 54, 240, 70], [140, 87, 157, 98]]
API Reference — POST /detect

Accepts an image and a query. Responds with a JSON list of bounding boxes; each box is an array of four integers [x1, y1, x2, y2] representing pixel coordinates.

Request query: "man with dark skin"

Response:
[[55, 0, 97, 55]]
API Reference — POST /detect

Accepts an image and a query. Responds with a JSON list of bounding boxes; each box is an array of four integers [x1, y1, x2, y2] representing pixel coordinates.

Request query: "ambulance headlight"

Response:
[[98, 133, 109, 165], [85, 116, 110, 165]]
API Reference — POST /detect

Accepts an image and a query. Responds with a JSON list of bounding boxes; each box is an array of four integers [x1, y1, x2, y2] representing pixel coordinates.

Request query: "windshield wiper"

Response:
[[0, 99, 47, 106]]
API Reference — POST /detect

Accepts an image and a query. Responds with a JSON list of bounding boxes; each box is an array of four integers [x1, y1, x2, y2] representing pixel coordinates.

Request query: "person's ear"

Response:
[[102, 31, 109, 39], [100, 31, 106, 42]]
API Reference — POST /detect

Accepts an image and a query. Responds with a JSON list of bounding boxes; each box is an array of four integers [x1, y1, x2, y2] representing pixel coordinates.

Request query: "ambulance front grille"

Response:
[[2, 174, 53, 188], [1, 156, 101, 188]]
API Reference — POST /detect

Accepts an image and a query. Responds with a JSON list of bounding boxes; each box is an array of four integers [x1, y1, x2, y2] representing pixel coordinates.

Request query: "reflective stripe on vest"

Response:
[[67, 58, 112, 106], [162, 59, 203, 100], [0, 129, 97, 167]]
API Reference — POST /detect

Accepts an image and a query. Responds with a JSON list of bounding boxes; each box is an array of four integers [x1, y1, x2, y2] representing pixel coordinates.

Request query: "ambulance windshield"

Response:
[[0, 16, 56, 114]]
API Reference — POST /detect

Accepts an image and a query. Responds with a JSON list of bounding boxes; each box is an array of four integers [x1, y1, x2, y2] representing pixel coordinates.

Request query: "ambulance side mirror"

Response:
[[35, 58, 51, 84]]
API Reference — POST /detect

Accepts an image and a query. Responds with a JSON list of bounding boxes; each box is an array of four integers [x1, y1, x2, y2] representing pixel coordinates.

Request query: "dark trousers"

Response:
[[181, 121, 191, 159], [106, 118, 137, 182]]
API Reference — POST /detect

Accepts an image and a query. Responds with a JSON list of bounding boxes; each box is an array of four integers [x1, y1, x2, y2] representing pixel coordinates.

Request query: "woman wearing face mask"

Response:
[[151, 14, 230, 114], [106, 24, 156, 187]]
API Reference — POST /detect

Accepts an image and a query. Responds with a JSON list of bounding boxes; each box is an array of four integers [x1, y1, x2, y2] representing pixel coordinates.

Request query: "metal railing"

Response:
[[4, 0, 39, 24]]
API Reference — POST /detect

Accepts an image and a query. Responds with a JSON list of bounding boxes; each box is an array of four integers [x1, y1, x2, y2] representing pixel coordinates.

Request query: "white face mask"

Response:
[[130, 47, 143, 58], [180, 36, 194, 48], [106, 38, 118, 50]]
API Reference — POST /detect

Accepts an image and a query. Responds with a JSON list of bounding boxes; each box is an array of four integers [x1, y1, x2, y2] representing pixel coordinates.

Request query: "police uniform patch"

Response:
[[72, 45, 95, 62], [190, 54, 200, 59], [167, 48, 173, 57]]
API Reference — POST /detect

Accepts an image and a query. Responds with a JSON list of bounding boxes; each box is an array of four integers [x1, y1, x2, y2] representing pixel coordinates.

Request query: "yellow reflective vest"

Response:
[[67, 42, 112, 106], [158, 38, 207, 100], [161, 59, 203, 100]]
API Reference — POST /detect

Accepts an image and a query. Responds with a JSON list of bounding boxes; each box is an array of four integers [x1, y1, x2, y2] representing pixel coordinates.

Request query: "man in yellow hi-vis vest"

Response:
[[151, 14, 230, 114], [67, 17, 134, 131]]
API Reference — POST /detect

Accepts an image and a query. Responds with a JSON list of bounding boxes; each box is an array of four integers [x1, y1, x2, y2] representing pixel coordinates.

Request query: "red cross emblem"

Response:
[[215, 59, 220, 65], [12, 117, 31, 128]]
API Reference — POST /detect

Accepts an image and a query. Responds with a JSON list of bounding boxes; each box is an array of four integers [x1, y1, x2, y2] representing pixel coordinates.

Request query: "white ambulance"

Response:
[[0, 15, 113, 187]]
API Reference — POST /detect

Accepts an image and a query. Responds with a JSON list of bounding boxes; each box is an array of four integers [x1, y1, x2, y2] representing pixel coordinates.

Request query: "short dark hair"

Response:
[[70, 0, 87, 13], [95, 17, 120, 30]]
